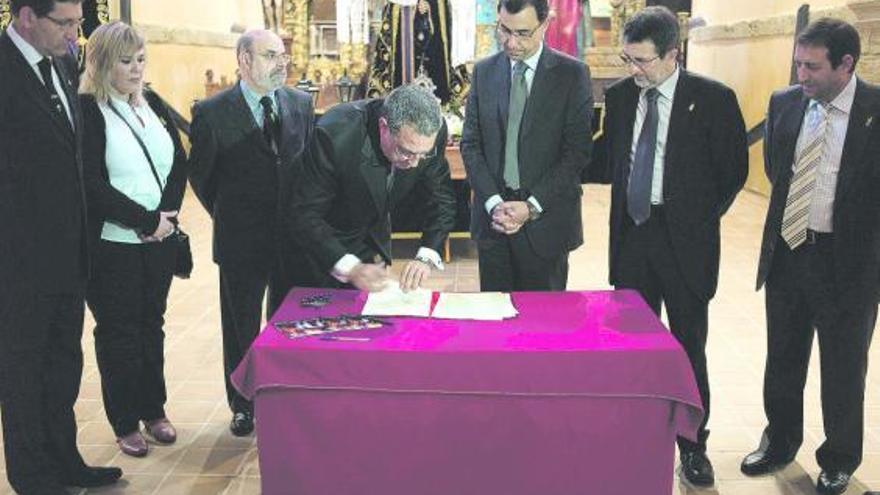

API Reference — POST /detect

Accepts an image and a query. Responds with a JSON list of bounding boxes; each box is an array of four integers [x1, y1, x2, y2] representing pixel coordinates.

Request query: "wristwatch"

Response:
[[527, 202, 542, 221]]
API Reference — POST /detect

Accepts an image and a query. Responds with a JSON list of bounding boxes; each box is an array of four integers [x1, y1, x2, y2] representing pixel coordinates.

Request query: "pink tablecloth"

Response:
[[232, 288, 703, 495]]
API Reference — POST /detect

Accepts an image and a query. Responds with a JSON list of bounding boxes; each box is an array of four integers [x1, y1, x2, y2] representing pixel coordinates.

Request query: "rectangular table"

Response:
[[232, 288, 703, 495]]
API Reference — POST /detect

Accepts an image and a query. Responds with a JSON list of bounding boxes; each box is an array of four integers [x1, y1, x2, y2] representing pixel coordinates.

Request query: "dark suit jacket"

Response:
[[460, 47, 593, 258], [291, 98, 455, 274], [188, 83, 313, 271], [756, 80, 880, 302], [79, 90, 188, 246], [599, 71, 748, 302], [0, 32, 88, 296]]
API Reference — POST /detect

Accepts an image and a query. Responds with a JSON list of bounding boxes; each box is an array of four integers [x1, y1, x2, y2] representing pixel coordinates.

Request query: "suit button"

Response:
[[276, 159, 282, 166]]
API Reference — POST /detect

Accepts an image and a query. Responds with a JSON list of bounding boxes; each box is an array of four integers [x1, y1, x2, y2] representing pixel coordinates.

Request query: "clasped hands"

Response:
[[491, 201, 530, 235], [139, 210, 178, 243], [349, 258, 433, 293]]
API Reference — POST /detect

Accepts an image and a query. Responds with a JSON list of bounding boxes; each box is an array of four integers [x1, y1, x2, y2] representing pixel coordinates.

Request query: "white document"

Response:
[[361, 284, 433, 317], [432, 292, 519, 321]]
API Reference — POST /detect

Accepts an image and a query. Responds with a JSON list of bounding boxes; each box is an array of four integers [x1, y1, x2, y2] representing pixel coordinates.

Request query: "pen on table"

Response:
[[319, 336, 372, 342]]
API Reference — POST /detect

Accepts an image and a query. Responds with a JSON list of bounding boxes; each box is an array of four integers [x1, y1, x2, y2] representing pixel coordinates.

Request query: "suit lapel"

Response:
[[275, 89, 298, 157], [835, 79, 874, 203], [776, 95, 810, 181], [3, 35, 75, 144], [662, 71, 695, 188], [495, 54, 511, 133], [520, 48, 557, 137], [359, 138, 389, 216], [616, 80, 640, 182], [229, 84, 274, 155]]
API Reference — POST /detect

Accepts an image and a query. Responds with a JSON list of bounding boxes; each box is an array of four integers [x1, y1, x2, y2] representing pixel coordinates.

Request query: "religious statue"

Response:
[[368, 0, 465, 104], [263, 0, 288, 35]]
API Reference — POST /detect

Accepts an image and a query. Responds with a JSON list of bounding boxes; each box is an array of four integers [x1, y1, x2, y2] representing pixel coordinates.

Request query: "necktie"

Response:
[[504, 61, 528, 190], [37, 57, 69, 125], [781, 101, 829, 249], [627, 88, 660, 225], [259, 95, 280, 150]]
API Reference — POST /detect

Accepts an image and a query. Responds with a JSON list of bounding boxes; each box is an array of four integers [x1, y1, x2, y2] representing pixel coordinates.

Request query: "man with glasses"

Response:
[[189, 29, 316, 437], [1, 0, 124, 492], [291, 84, 455, 293], [461, 0, 592, 292], [591, 6, 748, 486]]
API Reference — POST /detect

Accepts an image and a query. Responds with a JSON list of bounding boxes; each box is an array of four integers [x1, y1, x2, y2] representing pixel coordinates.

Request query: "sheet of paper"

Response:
[[361, 284, 433, 317], [431, 292, 519, 320]]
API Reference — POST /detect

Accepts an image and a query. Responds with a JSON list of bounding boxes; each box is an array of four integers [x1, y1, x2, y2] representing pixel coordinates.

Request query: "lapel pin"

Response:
[[866, 116, 874, 127], [688, 102, 695, 112]]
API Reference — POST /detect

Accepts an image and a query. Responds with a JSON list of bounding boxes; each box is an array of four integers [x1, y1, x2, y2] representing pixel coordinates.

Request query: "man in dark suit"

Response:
[[741, 19, 879, 495], [594, 6, 748, 486], [0, 1, 123, 492], [292, 84, 455, 293], [189, 29, 315, 437], [461, 0, 592, 292]]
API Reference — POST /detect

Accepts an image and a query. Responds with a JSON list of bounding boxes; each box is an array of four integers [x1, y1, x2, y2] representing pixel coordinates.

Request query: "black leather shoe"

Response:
[[740, 447, 794, 476], [61, 465, 123, 488], [679, 451, 714, 487], [230, 411, 254, 436], [816, 470, 850, 495]]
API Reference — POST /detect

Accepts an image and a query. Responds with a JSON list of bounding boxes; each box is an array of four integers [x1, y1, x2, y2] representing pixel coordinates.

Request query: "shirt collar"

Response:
[[650, 65, 680, 101], [823, 73, 857, 115], [239, 80, 275, 110], [7, 23, 45, 67], [510, 42, 544, 74]]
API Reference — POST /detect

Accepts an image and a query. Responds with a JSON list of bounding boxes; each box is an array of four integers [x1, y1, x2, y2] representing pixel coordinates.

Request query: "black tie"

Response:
[[259, 96, 280, 150], [37, 57, 69, 124], [627, 88, 660, 225]]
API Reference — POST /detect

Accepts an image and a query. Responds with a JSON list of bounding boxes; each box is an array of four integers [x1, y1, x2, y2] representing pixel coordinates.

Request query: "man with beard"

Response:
[[189, 29, 316, 436]]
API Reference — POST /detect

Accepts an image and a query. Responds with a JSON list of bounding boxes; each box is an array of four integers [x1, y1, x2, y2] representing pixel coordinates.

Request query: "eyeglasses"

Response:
[[619, 53, 661, 69], [394, 144, 437, 162], [254, 51, 291, 65], [495, 21, 543, 42], [42, 15, 84, 30]]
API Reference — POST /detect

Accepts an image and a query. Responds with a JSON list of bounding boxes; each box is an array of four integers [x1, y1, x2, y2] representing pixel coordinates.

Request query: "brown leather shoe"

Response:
[[117, 431, 148, 457], [144, 418, 177, 444]]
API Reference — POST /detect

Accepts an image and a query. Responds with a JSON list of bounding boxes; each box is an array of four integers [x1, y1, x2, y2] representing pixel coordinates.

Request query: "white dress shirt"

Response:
[[629, 66, 680, 204], [796, 74, 856, 233]]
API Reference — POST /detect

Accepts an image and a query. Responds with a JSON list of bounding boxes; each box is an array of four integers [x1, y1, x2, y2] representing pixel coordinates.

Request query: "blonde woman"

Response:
[[79, 21, 187, 457]]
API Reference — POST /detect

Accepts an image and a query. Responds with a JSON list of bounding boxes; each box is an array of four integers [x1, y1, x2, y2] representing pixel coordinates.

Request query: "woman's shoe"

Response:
[[143, 418, 177, 444], [116, 431, 148, 457]]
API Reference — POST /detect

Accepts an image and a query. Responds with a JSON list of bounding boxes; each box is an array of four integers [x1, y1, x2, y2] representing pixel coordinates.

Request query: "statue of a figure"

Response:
[[263, 0, 288, 35]]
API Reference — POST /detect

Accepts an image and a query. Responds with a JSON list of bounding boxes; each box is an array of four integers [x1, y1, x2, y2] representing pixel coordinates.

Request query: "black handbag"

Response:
[[107, 100, 193, 279]]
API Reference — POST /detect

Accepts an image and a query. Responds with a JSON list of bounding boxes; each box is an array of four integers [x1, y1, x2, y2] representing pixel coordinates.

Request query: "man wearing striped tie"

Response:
[[746, 18, 880, 495]]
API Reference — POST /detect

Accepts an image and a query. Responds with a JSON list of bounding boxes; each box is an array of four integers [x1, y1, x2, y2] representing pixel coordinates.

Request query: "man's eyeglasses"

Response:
[[255, 51, 291, 64], [43, 15, 84, 30], [495, 21, 543, 42], [619, 53, 661, 69], [394, 144, 436, 162]]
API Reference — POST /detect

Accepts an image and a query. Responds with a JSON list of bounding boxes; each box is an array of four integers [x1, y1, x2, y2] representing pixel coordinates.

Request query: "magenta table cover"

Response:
[[232, 288, 704, 495]]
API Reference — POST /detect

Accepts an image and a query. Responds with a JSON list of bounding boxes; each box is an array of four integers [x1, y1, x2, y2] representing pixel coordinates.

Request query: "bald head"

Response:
[[236, 29, 289, 94]]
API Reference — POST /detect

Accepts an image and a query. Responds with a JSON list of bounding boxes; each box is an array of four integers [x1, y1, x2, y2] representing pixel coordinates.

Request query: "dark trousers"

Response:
[[219, 263, 289, 415], [0, 292, 88, 493], [86, 240, 175, 438], [763, 234, 877, 474], [477, 234, 569, 292], [614, 208, 711, 453]]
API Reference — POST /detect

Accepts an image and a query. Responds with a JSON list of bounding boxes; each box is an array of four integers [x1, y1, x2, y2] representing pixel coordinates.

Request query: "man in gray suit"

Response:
[[461, 0, 593, 292], [189, 29, 315, 437]]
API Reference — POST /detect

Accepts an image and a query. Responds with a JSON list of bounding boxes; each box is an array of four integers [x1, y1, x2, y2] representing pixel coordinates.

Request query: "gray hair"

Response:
[[382, 85, 443, 137], [236, 30, 258, 58]]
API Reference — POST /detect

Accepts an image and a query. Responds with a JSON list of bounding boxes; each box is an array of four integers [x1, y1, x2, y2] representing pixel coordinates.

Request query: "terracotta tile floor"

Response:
[[2, 185, 879, 494]]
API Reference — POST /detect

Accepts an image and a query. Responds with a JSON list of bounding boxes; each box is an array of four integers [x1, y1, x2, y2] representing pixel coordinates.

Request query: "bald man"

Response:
[[189, 29, 316, 436]]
